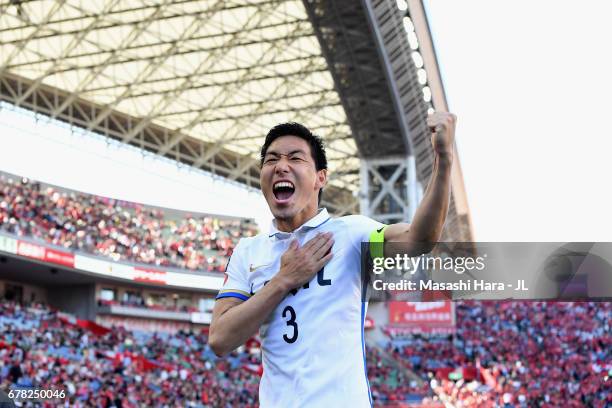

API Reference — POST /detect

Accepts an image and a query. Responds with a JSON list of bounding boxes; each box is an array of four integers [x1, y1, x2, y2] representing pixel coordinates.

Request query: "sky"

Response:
[[2, 1, 611, 241], [425, 0, 612, 241]]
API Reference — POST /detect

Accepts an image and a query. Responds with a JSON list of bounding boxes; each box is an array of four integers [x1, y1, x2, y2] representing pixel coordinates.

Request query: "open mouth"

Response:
[[273, 181, 295, 202]]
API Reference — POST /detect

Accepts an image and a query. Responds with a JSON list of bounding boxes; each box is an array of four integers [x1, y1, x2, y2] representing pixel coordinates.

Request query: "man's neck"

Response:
[[275, 207, 320, 232]]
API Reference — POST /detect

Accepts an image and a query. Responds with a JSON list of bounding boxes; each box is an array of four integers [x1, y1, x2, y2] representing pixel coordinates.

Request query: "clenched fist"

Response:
[[427, 111, 457, 158]]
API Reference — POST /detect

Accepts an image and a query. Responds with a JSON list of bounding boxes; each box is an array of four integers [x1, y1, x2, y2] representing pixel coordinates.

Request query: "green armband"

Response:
[[369, 226, 387, 260]]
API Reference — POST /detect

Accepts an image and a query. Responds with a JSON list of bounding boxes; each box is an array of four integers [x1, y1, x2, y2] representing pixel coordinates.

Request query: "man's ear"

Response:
[[316, 169, 328, 189]]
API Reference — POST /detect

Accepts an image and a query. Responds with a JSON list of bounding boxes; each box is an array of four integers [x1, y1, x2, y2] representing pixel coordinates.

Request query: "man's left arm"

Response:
[[383, 112, 457, 256]]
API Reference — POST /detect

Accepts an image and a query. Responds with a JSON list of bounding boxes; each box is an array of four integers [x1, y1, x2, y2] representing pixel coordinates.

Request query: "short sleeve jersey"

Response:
[[216, 208, 384, 408]]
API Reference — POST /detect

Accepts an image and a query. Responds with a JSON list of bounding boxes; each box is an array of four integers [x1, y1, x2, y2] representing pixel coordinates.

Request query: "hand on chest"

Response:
[[247, 231, 350, 297], [248, 257, 336, 297]]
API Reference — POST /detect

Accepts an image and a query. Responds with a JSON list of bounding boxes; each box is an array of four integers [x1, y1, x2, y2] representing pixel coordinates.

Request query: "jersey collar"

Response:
[[269, 208, 331, 239]]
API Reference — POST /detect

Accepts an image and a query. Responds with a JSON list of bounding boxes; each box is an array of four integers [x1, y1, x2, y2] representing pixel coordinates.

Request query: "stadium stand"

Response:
[[1, 297, 609, 407], [0, 171, 609, 406], [0, 173, 258, 273], [1, 296, 427, 407], [0, 172, 609, 407], [388, 301, 611, 407], [1, 299, 260, 407], [367, 346, 431, 405]]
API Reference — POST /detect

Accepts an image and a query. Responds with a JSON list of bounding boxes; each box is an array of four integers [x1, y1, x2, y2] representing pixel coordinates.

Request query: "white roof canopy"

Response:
[[0, 0, 360, 192]]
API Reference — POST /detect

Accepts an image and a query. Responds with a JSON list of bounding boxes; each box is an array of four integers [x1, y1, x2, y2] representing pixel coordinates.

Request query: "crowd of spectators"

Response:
[[1, 298, 610, 407], [367, 346, 431, 405], [388, 301, 611, 407], [1, 175, 610, 407], [1, 299, 260, 407], [1, 297, 430, 407], [0, 174, 258, 272]]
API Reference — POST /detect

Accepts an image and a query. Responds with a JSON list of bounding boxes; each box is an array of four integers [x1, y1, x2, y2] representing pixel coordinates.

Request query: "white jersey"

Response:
[[216, 208, 384, 408]]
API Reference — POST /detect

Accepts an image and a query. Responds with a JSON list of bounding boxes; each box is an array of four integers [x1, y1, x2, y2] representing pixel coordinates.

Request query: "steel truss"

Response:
[[304, 0, 472, 240], [0, 0, 471, 236], [0, 0, 360, 214], [0, 73, 357, 215], [359, 156, 422, 224]]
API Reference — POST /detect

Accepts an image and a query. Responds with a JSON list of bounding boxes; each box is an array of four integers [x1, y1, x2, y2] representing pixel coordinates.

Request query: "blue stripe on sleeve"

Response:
[[216, 292, 249, 301]]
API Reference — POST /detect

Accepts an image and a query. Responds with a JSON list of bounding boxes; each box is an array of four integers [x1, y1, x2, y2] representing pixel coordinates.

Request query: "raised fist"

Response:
[[427, 111, 457, 157]]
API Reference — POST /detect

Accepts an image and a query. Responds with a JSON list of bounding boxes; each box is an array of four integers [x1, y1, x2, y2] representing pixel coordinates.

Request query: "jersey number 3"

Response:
[[281, 267, 331, 343], [282, 305, 298, 343]]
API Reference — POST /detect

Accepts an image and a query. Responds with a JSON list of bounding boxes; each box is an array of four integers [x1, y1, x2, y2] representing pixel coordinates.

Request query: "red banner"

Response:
[[58, 313, 111, 336], [388, 301, 455, 333], [16, 241, 46, 260], [133, 266, 167, 285], [16, 241, 75, 268], [45, 248, 75, 268]]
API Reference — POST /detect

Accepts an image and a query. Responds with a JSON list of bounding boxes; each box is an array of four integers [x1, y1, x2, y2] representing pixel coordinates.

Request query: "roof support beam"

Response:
[[15, 0, 124, 107]]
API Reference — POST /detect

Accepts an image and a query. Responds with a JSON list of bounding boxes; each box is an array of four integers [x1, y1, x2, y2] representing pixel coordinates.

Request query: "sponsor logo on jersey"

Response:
[[249, 263, 271, 273]]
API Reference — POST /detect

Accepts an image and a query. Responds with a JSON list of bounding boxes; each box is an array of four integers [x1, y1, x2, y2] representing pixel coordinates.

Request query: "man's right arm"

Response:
[[209, 278, 291, 356], [208, 232, 334, 356]]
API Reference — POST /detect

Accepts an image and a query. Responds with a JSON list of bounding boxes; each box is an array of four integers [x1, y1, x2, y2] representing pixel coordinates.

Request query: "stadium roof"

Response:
[[0, 0, 357, 195], [0, 0, 473, 239]]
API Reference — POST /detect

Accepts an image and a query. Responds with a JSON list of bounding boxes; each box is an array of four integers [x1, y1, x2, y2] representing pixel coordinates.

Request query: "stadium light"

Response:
[[402, 16, 415, 32], [400, 9, 435, 115], [422, 86, 432, 102], [407, 31, 419, 50], [411, 51, 424, 68], [417, 68, 427, 85]]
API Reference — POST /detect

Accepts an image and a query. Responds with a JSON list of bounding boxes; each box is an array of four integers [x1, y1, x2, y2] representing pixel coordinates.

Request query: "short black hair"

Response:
[[260, 122, 327, 204]]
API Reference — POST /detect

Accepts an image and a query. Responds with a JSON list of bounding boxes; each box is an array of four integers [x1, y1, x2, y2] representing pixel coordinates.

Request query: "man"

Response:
[[209, 112, 456, 407]]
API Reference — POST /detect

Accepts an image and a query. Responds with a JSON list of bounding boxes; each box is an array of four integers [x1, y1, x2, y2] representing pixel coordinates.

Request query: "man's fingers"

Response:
[[315, 250, 334, 270], [312, 236, 334, 260], [303, 232, 332, 254], [287, 239, 299, 251], [301, 232, 323, 251], [311, 233, 333, 256], [427, 112, 456, 132]]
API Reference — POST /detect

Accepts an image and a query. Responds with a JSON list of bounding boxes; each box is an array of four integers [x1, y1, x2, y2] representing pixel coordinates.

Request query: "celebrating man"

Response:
[[209, 112, 456, 407]]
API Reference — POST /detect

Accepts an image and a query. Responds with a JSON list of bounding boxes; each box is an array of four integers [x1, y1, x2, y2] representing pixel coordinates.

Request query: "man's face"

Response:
[[260, 135, 327, 223]]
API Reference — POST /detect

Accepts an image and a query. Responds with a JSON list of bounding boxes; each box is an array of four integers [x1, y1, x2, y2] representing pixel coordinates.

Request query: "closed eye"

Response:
[[263, 153, 307, 165]]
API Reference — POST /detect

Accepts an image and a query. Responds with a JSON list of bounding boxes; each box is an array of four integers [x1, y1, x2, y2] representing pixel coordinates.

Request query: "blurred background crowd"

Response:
[[1, 172, 611, 407], [2, 298, 609, 407], [0, 174, 257, 273]]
